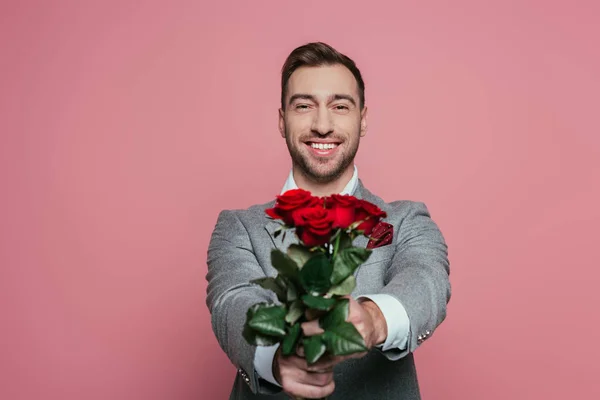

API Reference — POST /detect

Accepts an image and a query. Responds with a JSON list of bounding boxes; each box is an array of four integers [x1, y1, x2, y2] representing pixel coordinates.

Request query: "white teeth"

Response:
[[311, 143, 337, 150]]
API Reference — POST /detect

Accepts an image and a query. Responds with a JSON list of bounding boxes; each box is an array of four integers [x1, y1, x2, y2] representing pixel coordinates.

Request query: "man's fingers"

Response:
[[285, 340, 367, 371], [277, 358, 335, 399], [305, 354, 341, 372], [301, 320, 324, 336], [279, 354, 308, 369], [298, 370, 334, 387], [282, 380, 335, 399]]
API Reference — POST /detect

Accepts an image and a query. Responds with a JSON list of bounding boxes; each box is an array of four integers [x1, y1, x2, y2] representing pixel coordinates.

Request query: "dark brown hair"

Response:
[[281, 42, 365, 110]]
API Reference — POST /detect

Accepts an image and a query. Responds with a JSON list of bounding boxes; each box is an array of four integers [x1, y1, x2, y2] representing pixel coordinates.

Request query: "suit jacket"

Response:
[[206, 181, 451, 399]]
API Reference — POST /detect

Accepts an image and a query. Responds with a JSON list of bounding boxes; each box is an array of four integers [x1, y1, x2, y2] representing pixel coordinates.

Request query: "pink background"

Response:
[[1, 1, 599, 399]]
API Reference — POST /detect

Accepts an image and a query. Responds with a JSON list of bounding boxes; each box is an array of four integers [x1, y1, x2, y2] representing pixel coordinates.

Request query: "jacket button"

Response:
[[238, 369, 251, 385]]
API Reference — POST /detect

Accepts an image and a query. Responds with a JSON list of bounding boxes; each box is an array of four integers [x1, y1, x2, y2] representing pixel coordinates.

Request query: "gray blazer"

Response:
[[206, 181, 451, 399]]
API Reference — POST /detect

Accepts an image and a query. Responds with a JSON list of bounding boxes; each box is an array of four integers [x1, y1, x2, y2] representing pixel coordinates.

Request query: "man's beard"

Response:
[[284, 126, 360, 184]]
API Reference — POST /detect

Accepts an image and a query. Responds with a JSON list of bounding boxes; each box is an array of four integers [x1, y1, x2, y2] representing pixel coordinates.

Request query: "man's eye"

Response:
[[335, 105, 349, 110], [295, 104, 310, 111]]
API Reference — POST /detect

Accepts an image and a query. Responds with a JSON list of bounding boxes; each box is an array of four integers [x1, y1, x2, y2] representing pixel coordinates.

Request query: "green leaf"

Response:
[[282, 323, 301, 356], [327, 275, 356, 296], [245, 302, 261, 321], [277, 275, 298, 301], [285, 299, 304, 325], [323, 321, 367, 356], [287, 244, 313, 270], [287, 281, 298, 301], [301, 294, 336, 311], [320, 298, 349, 330], [271, 249, 299, 278], [247, 303, 287, 337], [303, 334, 327, 365], [299, 254, 332, 294], [331, 247, 371, 285], [244, 304, 283, 345], [243, 324, 281, 346], [251, 277, 286, 302], [337, 230, 353, 251]]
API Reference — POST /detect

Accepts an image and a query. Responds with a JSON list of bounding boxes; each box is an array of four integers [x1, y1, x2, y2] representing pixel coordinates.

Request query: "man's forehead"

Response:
[[287, 65, 359, 100]]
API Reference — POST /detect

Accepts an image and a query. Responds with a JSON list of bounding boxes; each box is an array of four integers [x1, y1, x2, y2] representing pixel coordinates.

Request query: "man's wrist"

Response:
[[359, 299, 388, 346]]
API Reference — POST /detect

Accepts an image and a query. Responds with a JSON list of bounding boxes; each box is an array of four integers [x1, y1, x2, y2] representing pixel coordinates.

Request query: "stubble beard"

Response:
[[284, 125, 360, 184]]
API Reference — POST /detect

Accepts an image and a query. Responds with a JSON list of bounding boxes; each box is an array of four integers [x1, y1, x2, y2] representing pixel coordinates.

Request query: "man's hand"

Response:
[[273, 297, 388, 398], [273, 348, 337, 399], [350, 297, 388, 349]]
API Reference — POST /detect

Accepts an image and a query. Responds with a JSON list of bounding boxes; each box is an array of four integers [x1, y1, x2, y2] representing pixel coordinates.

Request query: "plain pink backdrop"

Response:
[[1, 1, 599, 399]]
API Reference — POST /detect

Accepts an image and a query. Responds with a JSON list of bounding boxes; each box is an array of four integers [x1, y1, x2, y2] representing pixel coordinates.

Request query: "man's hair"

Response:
[[281, 42, 365, 110]]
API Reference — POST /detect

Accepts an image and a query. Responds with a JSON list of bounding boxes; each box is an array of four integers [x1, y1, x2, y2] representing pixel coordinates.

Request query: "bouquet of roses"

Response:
[[243, 189, 388, 371]]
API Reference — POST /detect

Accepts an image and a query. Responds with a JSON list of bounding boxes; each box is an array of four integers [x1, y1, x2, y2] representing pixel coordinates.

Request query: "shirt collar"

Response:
[[280, 165, 359, 195]]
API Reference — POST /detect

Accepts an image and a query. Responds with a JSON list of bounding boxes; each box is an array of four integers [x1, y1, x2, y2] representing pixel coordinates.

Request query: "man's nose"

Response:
[[311, 107, 333, 136]]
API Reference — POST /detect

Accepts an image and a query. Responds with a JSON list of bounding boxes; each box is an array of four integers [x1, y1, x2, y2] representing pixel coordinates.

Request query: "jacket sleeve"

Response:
[[205, 209, 282, 395], [377, 201, 451, 359]]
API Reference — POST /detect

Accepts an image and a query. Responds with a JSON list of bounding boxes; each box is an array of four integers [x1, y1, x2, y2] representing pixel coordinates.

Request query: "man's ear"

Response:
[[360, 106, 368, 137], [278, 108, 285, 138]]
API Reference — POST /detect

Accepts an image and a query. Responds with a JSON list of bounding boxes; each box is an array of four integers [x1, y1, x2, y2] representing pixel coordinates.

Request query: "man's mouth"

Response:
[[309, 142, 338, 150], [305, 141, 340, 156]]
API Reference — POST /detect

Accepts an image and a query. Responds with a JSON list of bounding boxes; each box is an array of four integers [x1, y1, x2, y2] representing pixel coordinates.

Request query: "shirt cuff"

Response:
[[253, 343, 281, 387], [358, 293, 410, 352]]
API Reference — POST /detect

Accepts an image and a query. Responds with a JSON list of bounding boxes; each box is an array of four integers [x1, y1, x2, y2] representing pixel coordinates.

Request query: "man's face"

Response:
[[279, 64, 367, 184]]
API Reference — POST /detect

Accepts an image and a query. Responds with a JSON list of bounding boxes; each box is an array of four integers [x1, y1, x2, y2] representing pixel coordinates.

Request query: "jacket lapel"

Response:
[[265, 218, 298, 252], [352, 180, 370, 249]]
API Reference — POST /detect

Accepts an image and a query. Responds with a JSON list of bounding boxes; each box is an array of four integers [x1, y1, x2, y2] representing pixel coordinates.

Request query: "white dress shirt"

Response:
[[254, 166, 411, 386]]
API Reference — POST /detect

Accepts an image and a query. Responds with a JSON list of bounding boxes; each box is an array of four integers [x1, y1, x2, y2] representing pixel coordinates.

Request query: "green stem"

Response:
[[332, 230, 341, 259]]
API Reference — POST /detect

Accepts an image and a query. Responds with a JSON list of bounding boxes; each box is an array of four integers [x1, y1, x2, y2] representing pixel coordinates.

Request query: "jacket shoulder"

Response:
[[360, 185, 429, 217], [214, 199, 275, 223], [386, 199, 431, 216]]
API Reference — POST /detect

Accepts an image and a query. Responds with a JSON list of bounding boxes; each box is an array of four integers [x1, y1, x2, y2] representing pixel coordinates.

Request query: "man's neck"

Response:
[[291, 164, 355, 197]]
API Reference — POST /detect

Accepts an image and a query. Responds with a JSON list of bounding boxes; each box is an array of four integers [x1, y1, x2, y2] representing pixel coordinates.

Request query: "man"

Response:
[[206, 42, 451, 399]]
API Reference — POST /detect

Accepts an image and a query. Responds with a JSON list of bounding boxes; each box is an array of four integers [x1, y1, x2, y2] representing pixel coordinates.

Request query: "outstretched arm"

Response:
[[376, 201, 451, 358], [206, 210, 277, 394]]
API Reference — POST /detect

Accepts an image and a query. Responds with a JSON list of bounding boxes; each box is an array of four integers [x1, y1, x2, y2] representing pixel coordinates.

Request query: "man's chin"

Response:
[[303, 165, 347, 184], [292, 151, 353, 183]]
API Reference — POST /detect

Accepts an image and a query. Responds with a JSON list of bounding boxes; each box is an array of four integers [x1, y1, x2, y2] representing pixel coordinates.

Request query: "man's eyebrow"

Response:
[[288, 94, 317, 105], [331, 94, 356, 106], [288, 93, 357, 107]]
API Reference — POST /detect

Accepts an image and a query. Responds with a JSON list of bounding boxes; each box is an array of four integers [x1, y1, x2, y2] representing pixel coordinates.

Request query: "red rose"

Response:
[[324, 194, 359, 229], [265, 189, 321, 226], [354, 200, 387, 235], [292, 205, 335, 247]]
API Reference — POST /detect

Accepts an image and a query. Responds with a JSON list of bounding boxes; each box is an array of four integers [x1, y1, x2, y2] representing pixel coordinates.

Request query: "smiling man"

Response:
[[280, 63, 364, 195], [206, 42, 451, 399]]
